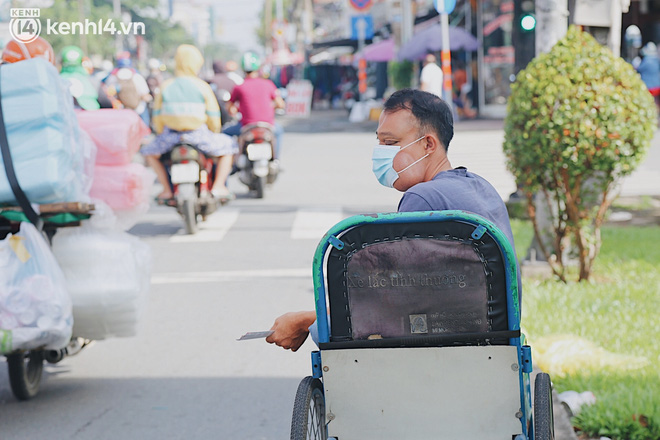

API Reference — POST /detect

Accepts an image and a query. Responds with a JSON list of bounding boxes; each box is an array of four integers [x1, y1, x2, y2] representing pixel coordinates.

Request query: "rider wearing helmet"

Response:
[[225, 51, 285, 158], [1, 36, 55, 65], [141, 44, 238, 203], [104, 52, 152, 124], [59, 45, 101, 110]]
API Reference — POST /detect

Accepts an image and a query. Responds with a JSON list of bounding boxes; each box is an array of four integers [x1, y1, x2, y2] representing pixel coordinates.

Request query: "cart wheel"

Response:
[[7, 350, 44, 401], [290, 376, 327, 440], [534, 372, 555, 440]]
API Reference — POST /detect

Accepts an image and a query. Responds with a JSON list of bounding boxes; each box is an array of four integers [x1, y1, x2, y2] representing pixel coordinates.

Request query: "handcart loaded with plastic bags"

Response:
[[0, 58, 152, 400]]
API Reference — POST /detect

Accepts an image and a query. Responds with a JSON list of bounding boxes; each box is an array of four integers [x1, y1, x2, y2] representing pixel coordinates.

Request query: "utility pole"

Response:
[[573, 0, 631, 57], [523, 0, 569, 269], [535, 0, 568, 54], [265, 0, 273, 55]]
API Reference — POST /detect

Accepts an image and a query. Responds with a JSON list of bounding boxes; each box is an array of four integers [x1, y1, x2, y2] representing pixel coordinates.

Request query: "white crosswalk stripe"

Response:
[[290, 209, 344, 240], [167, 207, 345, 242], [169, 208, 240, 243], [151, 268, 311, 284]]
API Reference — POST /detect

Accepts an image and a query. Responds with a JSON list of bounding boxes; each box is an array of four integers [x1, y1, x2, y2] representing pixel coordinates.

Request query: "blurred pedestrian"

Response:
[[636, 42, 660, 114], [420, 53, 443, 98]]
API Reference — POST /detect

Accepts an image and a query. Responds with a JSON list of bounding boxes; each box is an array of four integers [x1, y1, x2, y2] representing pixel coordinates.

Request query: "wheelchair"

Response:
[[290, 210, 554, 440]]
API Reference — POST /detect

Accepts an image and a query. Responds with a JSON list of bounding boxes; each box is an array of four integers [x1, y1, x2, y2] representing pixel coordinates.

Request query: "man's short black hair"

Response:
[[383, 88, 454, 151]]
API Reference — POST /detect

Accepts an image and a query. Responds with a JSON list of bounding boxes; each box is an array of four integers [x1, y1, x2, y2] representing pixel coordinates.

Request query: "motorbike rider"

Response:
[[224, 52, 285, 160], [141, 44, 238, 204], [104, 52, 152, 125], [59, 46, 103, 111], [207, 60, 240, 128], [1, 36, 56, 65]]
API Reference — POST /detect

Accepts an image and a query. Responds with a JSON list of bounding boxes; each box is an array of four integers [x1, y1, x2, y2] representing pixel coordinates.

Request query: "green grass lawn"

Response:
[[511, 220, 660, 440]]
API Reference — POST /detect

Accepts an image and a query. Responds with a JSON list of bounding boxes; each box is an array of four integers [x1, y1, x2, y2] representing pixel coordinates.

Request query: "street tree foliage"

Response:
[[40, 0, 192, 60], [257, 0, 293, 48], [388, 60, 413, 90], [39, 0, 115, 58], [503, 26, 656, 282]]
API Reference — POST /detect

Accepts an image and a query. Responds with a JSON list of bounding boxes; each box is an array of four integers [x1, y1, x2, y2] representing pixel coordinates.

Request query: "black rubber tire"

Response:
[[7, 350, 44, 401], [534, 372, 555, 440], [290, 376, 327, 440], [181, 198, 198, 234], [254, 175, 266, 199]]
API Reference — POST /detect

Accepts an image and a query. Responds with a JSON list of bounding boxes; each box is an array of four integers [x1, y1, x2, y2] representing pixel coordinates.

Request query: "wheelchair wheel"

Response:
[[534, 372, 555, 440], [7, 350, 44, 401], [290, 376, 327, 440]]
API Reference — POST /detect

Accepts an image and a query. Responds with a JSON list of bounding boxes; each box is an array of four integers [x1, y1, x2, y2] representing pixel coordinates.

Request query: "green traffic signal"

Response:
[[521, 14, 536, 31]]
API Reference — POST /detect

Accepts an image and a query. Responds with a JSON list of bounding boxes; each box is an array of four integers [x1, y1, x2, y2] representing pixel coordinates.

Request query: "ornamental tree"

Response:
[[503, 26, 656, 281]]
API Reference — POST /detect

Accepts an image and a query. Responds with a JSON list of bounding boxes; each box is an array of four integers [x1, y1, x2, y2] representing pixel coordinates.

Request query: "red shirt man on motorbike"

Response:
[[225, 52, 285, 158]]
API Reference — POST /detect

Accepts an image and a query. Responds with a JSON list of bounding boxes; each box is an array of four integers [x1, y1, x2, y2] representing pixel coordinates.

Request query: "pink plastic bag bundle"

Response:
[[90, 163, 152, 210], [76, 109, 150, 165]]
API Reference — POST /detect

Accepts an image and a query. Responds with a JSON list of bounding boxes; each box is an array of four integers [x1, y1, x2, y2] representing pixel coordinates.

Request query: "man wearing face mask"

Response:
[[266, 88, 518, 352]]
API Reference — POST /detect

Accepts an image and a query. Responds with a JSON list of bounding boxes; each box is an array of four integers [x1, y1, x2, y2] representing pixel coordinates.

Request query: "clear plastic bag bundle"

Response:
[[0, 58, 92, 204], [51, 225, 151, 340], [76, 109, 150, 166], [0, 223, 73, 354]]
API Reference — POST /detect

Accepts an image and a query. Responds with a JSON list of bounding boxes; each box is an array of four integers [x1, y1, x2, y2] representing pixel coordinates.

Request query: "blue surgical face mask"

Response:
[[372, 135, 428, 188]]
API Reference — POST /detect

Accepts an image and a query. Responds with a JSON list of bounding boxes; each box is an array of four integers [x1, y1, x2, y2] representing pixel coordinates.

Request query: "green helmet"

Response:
[[241, 52, 261, 73], [61, 45, 84, 68]]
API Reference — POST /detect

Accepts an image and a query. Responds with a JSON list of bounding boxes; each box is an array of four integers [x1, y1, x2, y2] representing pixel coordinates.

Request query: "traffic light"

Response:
[[513, 0, 535, 74], [520, 13, 536, 32]]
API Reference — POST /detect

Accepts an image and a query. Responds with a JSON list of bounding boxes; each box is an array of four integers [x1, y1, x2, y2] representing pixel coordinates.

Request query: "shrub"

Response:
[[388, 60, 413, 90], [503, 26, 656, 281]]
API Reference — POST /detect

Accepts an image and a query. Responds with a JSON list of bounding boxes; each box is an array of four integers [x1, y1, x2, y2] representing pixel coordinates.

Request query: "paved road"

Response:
[[0, 110, 656, 439]]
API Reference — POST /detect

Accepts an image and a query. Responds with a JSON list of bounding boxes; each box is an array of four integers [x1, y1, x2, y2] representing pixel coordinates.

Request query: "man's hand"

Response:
[[266, 311, 316, 352]]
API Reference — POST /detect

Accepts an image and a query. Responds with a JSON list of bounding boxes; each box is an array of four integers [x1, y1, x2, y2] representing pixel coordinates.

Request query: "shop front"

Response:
[[476, 0, 515, 118]]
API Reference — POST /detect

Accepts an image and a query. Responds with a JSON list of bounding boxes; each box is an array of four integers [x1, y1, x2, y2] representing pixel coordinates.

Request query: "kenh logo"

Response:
[[9, 8, 42, 43]]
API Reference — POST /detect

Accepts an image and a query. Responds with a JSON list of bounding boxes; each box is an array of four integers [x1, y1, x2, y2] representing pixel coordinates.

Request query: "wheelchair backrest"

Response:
[[314, 211, 520, 348]]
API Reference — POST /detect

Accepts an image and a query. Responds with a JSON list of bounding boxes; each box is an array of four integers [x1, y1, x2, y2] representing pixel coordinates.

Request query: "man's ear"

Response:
[[424, 135, 443, 154]]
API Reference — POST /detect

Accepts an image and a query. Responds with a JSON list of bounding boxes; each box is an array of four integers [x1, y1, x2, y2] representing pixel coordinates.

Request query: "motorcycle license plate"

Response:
[[170, 163, 200, 184], [246, 143, 272, 161]]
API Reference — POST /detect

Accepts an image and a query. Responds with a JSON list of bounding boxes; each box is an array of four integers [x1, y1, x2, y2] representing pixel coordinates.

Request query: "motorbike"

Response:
[[236, 122, 279, 199], [161, 143, 220, 234]]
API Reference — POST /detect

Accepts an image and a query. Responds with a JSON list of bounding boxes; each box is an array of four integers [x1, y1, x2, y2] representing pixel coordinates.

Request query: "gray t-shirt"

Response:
[[398, 167, 521, 302], [398, 167, 515, 246]]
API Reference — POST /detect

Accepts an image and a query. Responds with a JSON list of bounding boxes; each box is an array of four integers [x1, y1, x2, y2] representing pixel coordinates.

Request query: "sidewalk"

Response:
[[281, 109, 660, 200]]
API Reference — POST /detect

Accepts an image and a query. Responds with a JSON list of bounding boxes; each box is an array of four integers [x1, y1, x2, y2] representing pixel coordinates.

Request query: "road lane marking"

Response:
[[151, 268, 311, 284], [169, 208, 240, 243], [290, 209, 344, 239]]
